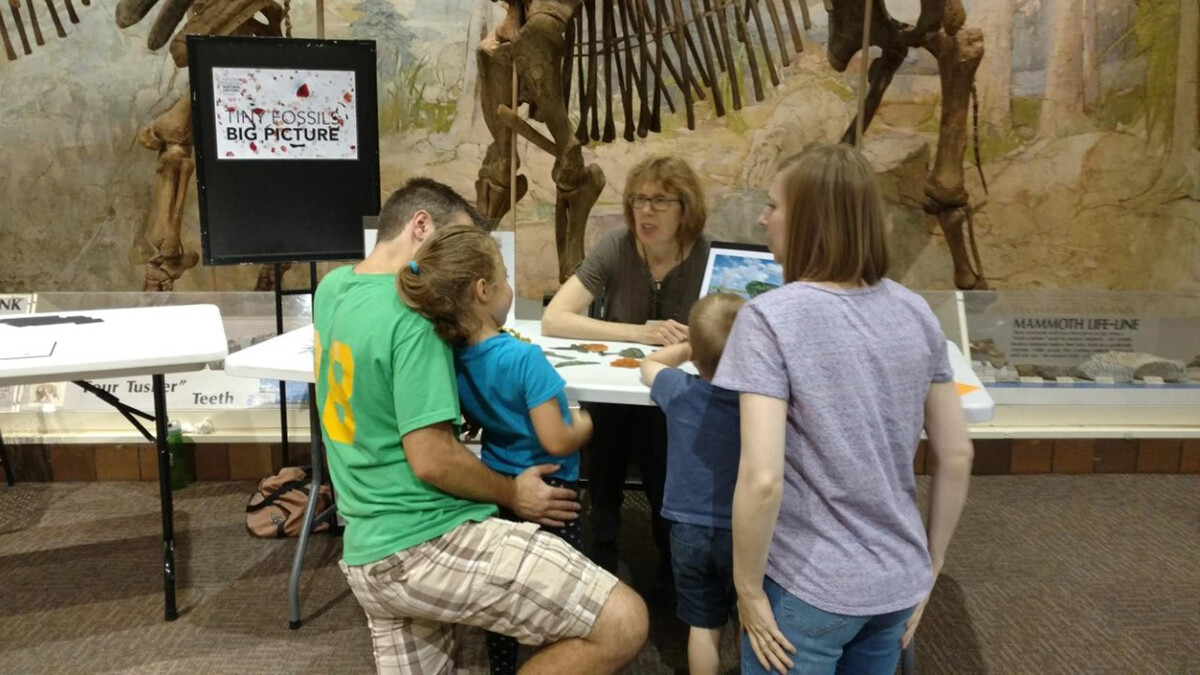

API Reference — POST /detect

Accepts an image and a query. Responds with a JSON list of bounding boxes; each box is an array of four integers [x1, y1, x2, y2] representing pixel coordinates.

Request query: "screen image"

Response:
[[699, 242, 783, 300]]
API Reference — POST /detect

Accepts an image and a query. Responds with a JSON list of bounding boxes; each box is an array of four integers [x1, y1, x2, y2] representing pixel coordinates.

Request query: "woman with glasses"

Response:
[[542, 155, 713, 598], [543, 155, 711, 346]]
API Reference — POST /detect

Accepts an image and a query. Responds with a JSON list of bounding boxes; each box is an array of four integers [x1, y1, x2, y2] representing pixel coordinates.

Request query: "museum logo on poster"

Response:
[[213, 67, 358, 160]]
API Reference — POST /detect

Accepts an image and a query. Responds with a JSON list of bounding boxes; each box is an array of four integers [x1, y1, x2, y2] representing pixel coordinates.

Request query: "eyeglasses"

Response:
[[628, 195, 682, 211]]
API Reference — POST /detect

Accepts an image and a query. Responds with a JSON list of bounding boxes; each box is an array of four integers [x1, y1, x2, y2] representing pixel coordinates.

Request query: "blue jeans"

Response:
[[669, 523, 736, 628], [741, 576, 915, 675]]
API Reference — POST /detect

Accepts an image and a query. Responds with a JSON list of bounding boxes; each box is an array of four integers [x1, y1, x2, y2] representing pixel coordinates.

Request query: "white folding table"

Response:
[[0, 304, 229, 621], [507, 321, 994, 422], [225, 320, 994, 418], [224, 318, 993, 628]]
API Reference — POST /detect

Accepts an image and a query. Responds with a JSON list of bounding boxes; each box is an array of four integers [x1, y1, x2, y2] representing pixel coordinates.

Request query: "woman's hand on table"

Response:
[[639, 319, 689, 345], [738, 588, 796, 674]]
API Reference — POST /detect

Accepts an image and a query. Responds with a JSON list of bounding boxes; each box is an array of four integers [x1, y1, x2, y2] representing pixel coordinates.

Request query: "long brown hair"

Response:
[[622, 155, 708, 247], [396, 225, 501, 346], [776, 144, 889, 285]]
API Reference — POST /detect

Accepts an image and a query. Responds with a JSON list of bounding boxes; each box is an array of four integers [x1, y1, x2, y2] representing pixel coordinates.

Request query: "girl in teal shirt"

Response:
[[399, 225, 593, 675]]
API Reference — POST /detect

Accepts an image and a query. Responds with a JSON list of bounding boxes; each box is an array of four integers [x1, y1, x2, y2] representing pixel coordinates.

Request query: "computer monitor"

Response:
[[698, 241, 783, 300]]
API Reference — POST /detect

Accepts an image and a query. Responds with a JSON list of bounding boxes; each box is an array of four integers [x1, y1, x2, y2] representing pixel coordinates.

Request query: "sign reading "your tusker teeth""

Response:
[[213, 67, 358, 160]]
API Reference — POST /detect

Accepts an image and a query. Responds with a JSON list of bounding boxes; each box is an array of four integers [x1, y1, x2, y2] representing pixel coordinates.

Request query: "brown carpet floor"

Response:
[[0, 475, 1197, 674]]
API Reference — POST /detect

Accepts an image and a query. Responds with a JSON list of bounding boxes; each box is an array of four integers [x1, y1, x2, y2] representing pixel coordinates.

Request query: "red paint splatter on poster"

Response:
[[296, 83, 310, 97]]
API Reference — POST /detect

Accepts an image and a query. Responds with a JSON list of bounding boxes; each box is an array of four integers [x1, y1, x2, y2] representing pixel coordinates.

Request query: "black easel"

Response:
[[273, 261, 319, 466]]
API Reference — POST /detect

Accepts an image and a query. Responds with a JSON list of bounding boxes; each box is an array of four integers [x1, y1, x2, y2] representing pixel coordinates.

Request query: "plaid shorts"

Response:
[[340, 517, 618, 675]]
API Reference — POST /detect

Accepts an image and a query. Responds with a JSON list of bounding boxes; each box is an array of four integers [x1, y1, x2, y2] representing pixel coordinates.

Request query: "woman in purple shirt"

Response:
[[713, 144, 974, 674]]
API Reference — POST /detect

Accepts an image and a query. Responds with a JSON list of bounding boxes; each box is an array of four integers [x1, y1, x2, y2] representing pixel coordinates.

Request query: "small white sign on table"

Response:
[[363, 228, 517, 325]]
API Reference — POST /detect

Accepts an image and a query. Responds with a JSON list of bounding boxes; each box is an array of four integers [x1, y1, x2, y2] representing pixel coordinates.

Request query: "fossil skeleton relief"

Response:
[[475, 0, 987, 289]]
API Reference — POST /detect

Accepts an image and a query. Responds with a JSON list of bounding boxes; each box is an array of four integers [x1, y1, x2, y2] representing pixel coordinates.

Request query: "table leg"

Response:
[[152, 374, 179, 621], [0, 424, 14, 486], [288, 383, 328, 629]]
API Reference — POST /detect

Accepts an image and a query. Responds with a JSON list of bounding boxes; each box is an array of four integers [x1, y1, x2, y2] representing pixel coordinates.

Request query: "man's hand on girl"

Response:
[[512, 464, 580, 528]]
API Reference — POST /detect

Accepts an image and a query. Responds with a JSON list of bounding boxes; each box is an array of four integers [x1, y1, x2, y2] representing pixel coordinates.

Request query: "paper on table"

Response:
[[0, 336, 56, 360]]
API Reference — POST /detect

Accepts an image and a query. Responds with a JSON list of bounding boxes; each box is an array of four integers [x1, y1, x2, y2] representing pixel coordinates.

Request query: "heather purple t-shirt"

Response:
[[713, 279, 952, 616]]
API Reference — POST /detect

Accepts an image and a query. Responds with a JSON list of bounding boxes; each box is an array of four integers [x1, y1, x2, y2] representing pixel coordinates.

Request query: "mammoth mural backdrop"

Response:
[[0, 0, 1196, 300]]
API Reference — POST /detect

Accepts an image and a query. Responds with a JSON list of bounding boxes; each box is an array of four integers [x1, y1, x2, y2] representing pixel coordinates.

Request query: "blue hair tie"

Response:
[[408, 260, 419, 274]]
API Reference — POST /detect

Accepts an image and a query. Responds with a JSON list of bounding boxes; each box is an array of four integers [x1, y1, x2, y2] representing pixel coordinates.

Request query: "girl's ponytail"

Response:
[[396, 225, 502, 346]]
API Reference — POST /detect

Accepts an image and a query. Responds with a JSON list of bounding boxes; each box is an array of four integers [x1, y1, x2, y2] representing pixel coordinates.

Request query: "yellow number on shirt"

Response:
[[321, 337, 356, 444], [313, 328, 323, 380]]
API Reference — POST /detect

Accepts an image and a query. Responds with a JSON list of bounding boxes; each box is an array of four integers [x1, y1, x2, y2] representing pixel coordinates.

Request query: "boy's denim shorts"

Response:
[[669, 522, 737, 629]]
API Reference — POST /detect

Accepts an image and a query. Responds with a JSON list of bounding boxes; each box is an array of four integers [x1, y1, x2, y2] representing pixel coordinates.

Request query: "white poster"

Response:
[[60, 369, 303, 412], [213, 67, 358, 160], [362, 229, 517, 325], [492, 231, 517, 325], [1004, 316, 1152, 364]]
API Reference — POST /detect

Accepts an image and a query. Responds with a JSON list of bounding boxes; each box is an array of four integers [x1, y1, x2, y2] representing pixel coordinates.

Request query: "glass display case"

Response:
[[1, 292, 314, 442], [960, 290, 1200, 432], [1, 289, 1197, 440]]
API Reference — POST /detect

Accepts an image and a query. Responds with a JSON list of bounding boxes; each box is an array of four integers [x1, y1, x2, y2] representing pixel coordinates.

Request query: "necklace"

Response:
[[639, 241, 684, 284]]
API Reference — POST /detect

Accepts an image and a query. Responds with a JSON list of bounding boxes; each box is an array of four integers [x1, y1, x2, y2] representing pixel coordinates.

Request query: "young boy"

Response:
[[639, 292, 746, 675]]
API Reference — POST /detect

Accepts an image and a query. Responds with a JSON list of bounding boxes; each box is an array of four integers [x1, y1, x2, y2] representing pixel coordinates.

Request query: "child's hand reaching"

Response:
[[531, 402, 593, 456], [639, 342, 693, 387], [570, 408, 593, 443]]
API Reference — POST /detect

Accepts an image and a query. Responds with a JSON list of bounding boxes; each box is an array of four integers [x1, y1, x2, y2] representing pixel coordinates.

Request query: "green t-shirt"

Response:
[[313, 265, 496, 565]]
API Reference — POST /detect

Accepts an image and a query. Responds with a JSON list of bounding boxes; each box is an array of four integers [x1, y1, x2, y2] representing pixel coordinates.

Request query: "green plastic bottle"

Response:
[[167, 421, 194, 490]]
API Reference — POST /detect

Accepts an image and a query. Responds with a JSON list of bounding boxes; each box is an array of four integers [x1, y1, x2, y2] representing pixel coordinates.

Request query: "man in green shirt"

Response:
[[314, 178, 647, 674]]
